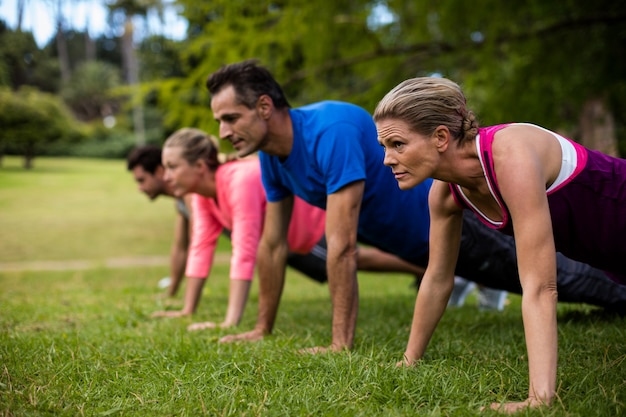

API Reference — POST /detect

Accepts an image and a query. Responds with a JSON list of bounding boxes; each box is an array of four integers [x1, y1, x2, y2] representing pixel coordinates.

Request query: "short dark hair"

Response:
[[206, 59, 290, 109], [126, 145, 162, 174]]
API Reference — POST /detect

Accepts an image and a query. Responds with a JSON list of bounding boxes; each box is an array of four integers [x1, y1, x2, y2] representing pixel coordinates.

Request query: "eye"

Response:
[[392, 141, 405, 151]]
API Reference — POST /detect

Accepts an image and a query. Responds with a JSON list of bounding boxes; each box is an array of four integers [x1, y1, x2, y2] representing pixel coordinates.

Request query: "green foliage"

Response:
[[149, 0, 626, 151], [45, 124, 138, 159], [61, 60, 122, 121], [0, 87, 86, 167]]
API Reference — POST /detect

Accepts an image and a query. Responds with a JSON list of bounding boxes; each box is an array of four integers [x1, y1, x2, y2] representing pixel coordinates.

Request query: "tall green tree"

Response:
[[107, 0, 165, 145], [152, 0, 626, 153]]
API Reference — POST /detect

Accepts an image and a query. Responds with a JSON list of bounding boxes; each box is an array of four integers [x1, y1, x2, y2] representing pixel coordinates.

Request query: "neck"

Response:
[[260, 108, 293, 158], [196, 169, 218, 199], [438, 138, 484, 188]]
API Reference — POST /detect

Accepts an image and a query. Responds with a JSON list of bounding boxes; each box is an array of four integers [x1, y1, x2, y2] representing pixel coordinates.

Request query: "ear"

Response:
[[256, 95, 274, 120], [154, 164, 165, 178], [434, 125, 451, 153], [194, 158, 207, 172]]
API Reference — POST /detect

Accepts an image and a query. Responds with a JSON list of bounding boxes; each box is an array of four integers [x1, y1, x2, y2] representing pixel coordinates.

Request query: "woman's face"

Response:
[[376, 118, 440, 190], [162, 146, 202, 196]]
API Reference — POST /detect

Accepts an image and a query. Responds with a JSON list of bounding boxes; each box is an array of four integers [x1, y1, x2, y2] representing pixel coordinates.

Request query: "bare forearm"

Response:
[[182, 276, 206, 314], [254, 244, 288, 334], [327, 247, 359, 350], [223, 279, 252, 327], [404, 276, 452, 362], [168, 247, 187, 296], [522, 287, 558, 405]]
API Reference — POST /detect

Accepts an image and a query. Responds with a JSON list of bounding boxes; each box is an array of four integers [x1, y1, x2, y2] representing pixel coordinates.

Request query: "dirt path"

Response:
[[0, 253, 231, 272]]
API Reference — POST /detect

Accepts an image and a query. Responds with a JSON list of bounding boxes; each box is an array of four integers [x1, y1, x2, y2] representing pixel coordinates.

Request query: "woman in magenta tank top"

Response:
[[373, 77, 626, 413]]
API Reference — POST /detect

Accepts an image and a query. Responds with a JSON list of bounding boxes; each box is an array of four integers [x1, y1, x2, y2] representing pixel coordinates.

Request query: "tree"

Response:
[[152, 0, 626, 154], [0, 87, 85, 168], [61, 60, 121, 121], [107, 0, 165, 145]]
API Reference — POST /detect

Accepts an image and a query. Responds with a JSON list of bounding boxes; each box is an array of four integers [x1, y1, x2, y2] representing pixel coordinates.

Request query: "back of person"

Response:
[[260, 100, 432, 264]]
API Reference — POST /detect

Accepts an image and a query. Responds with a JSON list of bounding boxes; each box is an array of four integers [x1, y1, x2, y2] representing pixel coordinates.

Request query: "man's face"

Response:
[[131, 165, 166, 200], [211, 85, 269, 157]]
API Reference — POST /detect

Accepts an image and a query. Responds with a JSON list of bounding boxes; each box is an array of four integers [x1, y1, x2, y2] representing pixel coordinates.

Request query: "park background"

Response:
[[1, 1, 625, 415]]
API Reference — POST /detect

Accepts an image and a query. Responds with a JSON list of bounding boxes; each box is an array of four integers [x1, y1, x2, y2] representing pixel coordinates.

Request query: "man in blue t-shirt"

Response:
[[206, 60, 626, 353]]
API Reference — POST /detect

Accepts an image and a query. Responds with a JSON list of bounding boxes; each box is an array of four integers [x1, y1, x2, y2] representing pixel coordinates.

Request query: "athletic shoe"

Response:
[[478, 287, 508, 311], [448, 276, 477, 307]]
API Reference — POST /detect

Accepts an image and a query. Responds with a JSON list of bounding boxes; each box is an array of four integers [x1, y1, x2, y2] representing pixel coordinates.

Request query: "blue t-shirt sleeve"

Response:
[[317, 122, 367, 194]]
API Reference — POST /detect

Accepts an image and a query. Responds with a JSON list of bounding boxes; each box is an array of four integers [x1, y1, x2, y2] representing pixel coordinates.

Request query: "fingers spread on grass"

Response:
[[298, 346, 330, 355], [219, 329, 265, 344], [151, 310, 189, 318], [187, 321, 218, 331]]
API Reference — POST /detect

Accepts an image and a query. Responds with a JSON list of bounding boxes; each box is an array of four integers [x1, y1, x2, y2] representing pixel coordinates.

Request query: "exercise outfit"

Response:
[[185, 158, 328, 283], [450, 123, 626, 285], [259, 102, 626, 311]]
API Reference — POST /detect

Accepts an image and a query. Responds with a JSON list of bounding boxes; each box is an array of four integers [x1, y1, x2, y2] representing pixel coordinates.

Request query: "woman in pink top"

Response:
[[153, 128, 425, 330]]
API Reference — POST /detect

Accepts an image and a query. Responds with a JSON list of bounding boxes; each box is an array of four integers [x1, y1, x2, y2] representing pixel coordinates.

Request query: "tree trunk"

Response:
[[85, 26, 96, 61], [16, 0, 27, 31], [121, 16, 145, 145], [578, 97, 618, 156], [24, 143, 35, 169], [55, 0, 71, 83]]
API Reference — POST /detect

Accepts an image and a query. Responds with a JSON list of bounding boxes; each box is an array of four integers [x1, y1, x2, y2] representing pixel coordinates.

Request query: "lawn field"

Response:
[[0, 156, 624, 416]]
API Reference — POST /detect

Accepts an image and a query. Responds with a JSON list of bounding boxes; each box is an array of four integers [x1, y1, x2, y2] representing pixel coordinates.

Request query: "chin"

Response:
[[396, 180, 412, 190]]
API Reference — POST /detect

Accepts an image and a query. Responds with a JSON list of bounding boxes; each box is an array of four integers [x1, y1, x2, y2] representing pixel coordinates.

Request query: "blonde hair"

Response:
[[163, 128, 233, 170], [373, 77, 478, 145]]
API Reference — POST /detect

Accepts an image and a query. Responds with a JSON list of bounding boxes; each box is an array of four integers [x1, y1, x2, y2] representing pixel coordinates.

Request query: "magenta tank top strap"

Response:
[[478, 124, 512, 221], [449, 183, 469, 209]]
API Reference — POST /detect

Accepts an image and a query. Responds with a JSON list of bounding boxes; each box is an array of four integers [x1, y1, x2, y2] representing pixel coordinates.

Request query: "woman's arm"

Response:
[[492, 128, 559, 412], [403, 181, 463, 364], [219, 196, 293, 343]]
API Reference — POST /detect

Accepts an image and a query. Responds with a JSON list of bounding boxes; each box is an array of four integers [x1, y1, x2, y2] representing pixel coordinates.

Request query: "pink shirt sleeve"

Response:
[[217, 160, 267, 280], [184, 194, 223, 278]]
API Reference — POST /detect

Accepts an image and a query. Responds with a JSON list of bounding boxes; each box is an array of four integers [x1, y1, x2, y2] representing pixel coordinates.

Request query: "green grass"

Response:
[[1, 156, 625, 416]]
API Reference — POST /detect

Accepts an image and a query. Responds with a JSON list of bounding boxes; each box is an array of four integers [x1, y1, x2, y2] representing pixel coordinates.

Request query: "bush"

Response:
[[0, 86, 86, 168], [44, 125, 136, 159]]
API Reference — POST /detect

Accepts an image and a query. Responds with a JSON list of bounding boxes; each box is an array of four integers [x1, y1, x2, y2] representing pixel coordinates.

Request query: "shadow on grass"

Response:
[[558, 306, 626, 324]]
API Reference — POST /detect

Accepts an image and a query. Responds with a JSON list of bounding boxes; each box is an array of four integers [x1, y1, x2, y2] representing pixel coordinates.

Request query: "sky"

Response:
[[0, 0, 188, 47]]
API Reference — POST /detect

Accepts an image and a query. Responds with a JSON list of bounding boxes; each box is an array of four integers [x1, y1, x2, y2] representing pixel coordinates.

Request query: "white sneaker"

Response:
[[158, 276, 172, 289], [478, 287, 508, 311], [448, 276, 476, 307]]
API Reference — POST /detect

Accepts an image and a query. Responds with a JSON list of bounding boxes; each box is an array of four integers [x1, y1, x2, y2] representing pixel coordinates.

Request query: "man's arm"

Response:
[[220, 196, 293, 343], [313, 180, 364, 352], [166, 194, 193, 296], [167, 211, 190, 297]]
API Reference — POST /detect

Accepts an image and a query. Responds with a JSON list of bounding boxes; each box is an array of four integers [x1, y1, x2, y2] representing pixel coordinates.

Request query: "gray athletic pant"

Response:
[[288, 212, 626, 313], [454, 212, 626, 313]]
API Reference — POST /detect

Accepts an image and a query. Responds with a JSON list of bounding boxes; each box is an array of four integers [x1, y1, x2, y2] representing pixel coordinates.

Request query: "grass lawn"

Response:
[[0, 156, 624, 416]]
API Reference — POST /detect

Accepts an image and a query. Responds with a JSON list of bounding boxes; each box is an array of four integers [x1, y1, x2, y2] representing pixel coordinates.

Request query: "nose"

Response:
[[219, 123, 233, 140], [382, 149, 396, 167], [163, 169, 173, 183]]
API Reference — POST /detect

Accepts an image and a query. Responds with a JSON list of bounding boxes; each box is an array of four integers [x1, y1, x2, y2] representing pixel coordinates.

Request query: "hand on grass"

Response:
[[151, 310, 190, 318], [298, 344, 347, 355], [396, 353, 418, 367], [219, 328, 266, 344], [482, 397, 549, 414], [187, 321, 218, 331]]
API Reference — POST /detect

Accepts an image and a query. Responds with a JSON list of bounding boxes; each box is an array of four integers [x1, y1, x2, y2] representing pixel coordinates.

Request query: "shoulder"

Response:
[[429, 180, 461, 216], [218, 159, 260, 181]]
